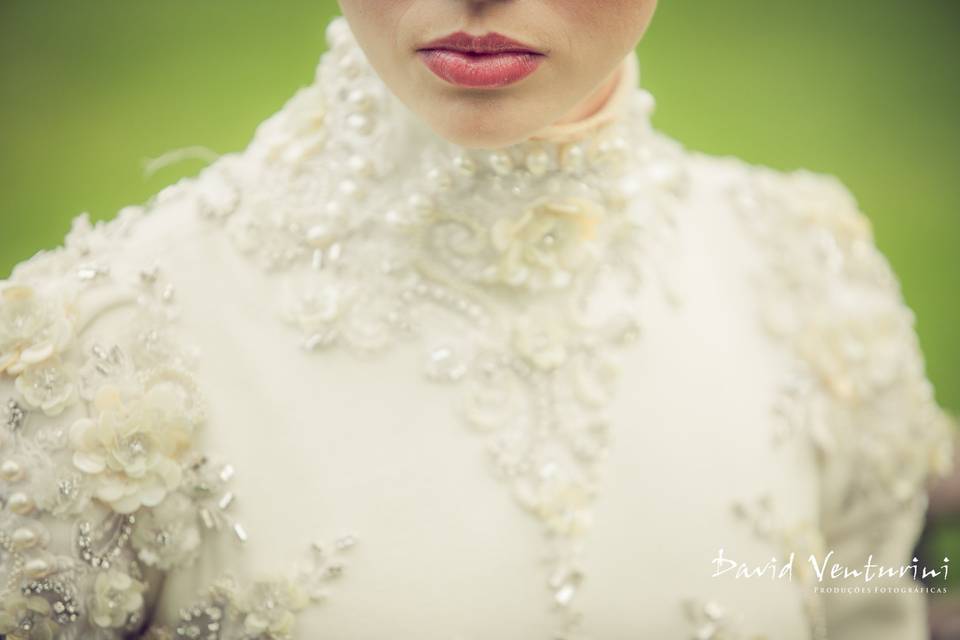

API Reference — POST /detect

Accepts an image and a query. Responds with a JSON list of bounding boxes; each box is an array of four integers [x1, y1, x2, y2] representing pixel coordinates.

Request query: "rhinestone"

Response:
[[233, 522, 248, 542]]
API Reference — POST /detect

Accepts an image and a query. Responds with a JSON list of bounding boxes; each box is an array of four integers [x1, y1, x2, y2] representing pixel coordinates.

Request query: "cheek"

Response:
[[337, 0, 411, 51], [553, 0, 651, 52]]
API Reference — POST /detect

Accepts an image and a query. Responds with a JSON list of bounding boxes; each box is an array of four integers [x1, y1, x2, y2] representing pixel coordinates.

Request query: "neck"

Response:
[[552, 62, 625, 128]]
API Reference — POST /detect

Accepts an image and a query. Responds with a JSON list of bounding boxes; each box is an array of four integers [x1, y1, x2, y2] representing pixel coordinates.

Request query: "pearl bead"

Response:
[[407, 193, 433, 215], [24, 557, 51, 578], [347, 155, 373, 177], [338, 179, 363, 199], [525, 149, 551, 176], [8, 491, 34, 515], [346, 113, 374, 135], [307, 224, 337, 248], [325, 18, 353, 50], [560, 145, 586, 172], [488, 151, 514, 176], [425, 167, 452, 191], [324, 200, 344, 220], [346, 88, 373, 112], [384, 209, 406, 227], [1, 459, 23, 481], [12, 527, 37, 550], [452, 153, 476, 176], [337, 53, 362, 77]]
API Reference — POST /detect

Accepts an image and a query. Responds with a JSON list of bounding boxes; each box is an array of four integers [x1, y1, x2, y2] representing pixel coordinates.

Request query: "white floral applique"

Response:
[[142, 532, 357, 640], [195, 15, 690, 640], [728, 165, 954, 521], [1, 216, 356, 639]]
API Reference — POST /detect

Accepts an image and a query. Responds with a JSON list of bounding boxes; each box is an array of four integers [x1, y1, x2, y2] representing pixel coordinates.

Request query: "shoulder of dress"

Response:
[[713, 160, 956, 522], [8, 148, 255, 293], [0, 213, 237, 635]]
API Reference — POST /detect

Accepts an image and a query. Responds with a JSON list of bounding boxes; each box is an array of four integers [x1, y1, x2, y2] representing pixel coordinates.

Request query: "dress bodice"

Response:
[[0, 15, 953, 640]]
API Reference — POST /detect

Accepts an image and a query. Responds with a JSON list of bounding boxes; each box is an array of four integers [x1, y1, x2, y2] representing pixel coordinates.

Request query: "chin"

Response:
[[425, 102, 542, 150]]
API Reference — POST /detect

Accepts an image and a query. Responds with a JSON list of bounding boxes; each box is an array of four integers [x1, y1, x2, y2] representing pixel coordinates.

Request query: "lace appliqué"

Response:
[[195, 16, 689, 640], [142, 534, 357, 640], [1, 215, 353, 639], [728, 165, 953, 522]]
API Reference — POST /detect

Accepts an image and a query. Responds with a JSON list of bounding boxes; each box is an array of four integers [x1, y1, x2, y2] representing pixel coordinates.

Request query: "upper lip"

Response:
[[417, 31, 544, 55]]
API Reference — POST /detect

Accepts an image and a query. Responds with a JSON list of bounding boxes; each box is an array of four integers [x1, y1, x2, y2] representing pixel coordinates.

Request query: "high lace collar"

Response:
[[190, 18, 690, 633], [227, 15, 686, 299]]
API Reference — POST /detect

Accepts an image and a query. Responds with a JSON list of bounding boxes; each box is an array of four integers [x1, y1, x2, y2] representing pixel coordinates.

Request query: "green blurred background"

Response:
[[1, 0, 958, 619]]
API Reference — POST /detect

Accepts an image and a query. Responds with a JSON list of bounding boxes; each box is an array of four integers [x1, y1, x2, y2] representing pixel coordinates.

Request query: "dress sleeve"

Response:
[[743, 168, 956, 639], [0, 211, 224, 639], [812, 265, 955, 639]]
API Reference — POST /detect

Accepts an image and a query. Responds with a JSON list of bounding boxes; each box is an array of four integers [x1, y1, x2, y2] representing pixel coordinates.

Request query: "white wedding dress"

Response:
[[0, 15, 954, 640]]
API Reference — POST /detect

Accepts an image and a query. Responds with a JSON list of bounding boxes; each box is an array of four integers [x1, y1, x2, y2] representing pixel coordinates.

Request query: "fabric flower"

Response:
[[89, 569, 147, 629], [796, 305, 913, 403], [131, 491, 202, 570], [0, 284, 74, 376], [0, 594, 59, 640], [238, 580, 310, 639], [69, 382, 193, 514], [14, 356, 77, 416], [489, 196, 603, 289]]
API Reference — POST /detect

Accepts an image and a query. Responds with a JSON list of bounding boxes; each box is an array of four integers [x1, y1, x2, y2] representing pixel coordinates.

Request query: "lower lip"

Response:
[[416, 49, 544, 88]]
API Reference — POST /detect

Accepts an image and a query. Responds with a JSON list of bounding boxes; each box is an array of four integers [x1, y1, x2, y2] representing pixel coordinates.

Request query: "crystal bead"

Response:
[[425, 345, 468, 382]]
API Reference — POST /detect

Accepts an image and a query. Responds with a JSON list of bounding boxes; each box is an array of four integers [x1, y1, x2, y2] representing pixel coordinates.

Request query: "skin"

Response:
[[336, 0, 658, 149]]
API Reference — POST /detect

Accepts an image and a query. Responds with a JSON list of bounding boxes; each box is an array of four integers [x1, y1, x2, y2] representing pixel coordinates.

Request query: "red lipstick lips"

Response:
[[416, 31, 546, 88]]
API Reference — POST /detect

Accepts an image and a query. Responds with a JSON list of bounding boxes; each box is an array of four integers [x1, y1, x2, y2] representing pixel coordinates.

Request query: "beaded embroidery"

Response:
[[193, 15, 688, 639], [0, 214, 354, 639], [724, 159, 954, 639], [728, 164, 954, 521]]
